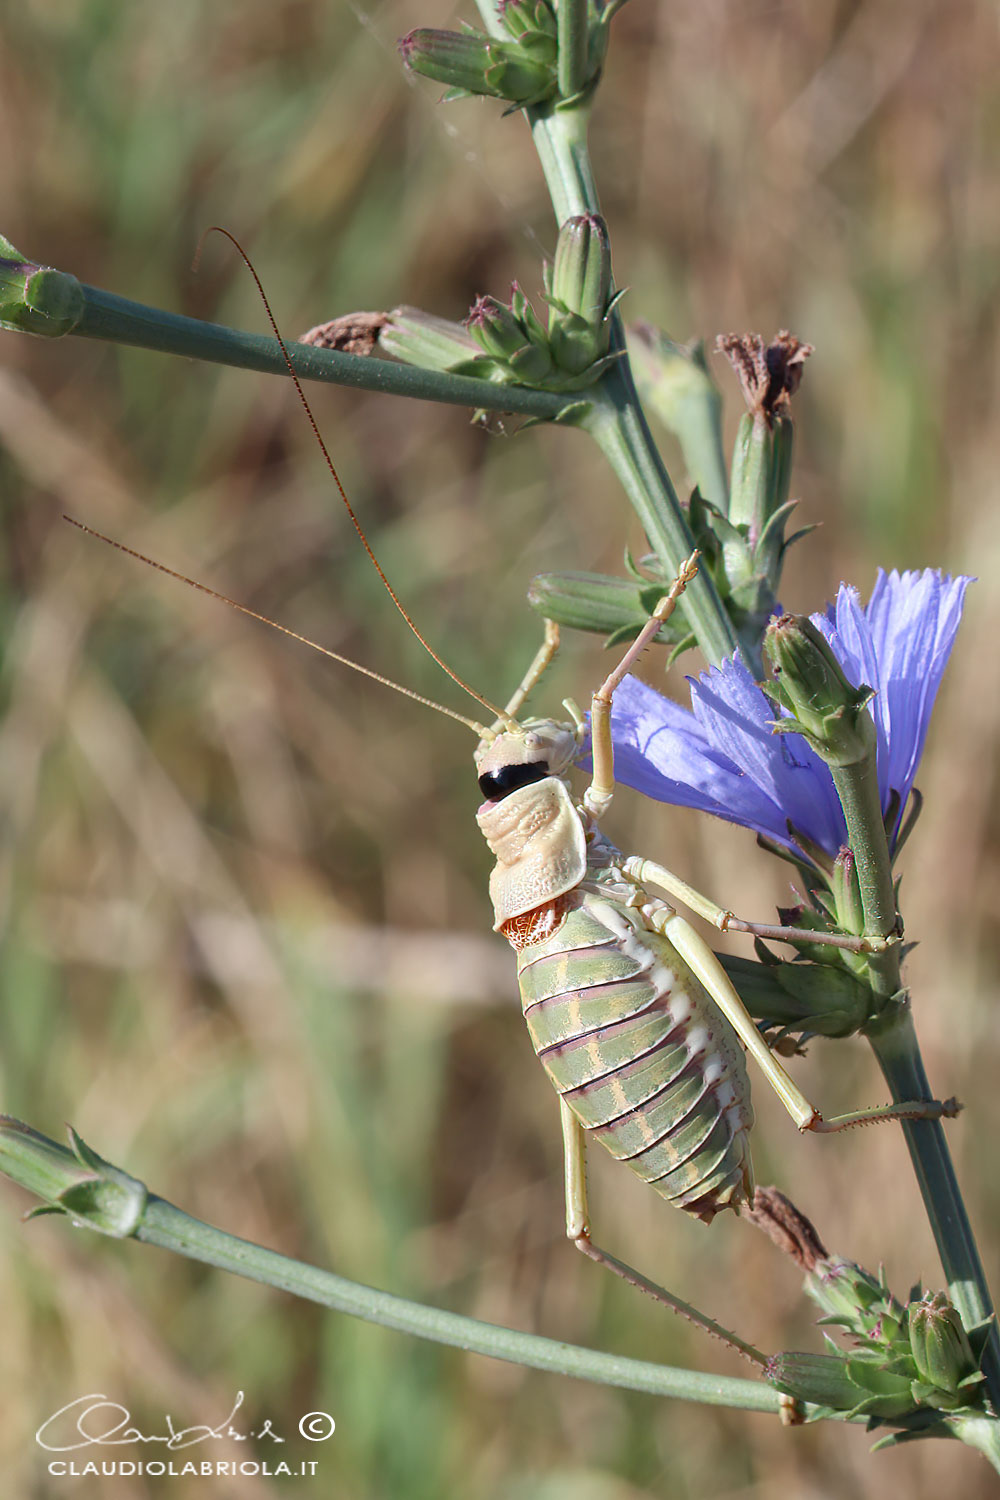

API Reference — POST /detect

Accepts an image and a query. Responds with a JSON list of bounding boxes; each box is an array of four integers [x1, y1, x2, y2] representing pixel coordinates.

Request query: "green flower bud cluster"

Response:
[[381, 216, 619, 395], [768, 1259, 988, 1425], [464, 216, 620, 391], [399, 0, 609, 110], [720, 950, 874, 1044]]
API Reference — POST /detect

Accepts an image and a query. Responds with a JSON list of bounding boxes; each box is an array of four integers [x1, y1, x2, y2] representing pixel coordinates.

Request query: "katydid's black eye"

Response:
[[478, 761, 550, 800]]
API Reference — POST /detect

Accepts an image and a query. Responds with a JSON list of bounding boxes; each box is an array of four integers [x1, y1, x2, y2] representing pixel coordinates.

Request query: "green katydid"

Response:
[[68, 241, 958, 1361]]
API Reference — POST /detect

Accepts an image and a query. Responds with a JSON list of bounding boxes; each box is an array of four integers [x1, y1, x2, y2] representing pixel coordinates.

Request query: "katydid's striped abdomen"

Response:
[[479, 793, 754, 1222], [522, 869, 755, 1217]]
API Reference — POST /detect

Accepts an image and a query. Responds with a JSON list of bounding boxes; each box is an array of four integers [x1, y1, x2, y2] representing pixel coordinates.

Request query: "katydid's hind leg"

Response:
[[639, 903, 960, 1135], [495, 619, 561, 726], [624, 856, 899, 958], [807, 1097, 962, 1133], [558, 1099, 766, 1367], [584, 552, 699, 822]]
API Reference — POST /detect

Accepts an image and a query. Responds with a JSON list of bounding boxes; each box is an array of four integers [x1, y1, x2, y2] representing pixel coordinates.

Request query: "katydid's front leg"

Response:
[[638, 898, 959, 1134], [558, 1100, 767, 1366], [623, 856, 899, 957], [584, 552, 699, 823]]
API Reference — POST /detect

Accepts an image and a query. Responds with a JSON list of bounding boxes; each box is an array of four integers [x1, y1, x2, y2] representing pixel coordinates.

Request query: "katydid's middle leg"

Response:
[[559, 1099, 767, 1367], [639, 901, 960, 1134], [624, 855, 899, 956], [497, 619, 561, 725]]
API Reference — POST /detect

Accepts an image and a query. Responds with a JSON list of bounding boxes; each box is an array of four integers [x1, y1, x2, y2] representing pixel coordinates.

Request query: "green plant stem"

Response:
[[829, 754, 1000, 1410], [139, 1197, 777, 1407], [556, 0, 589, 101], [869, 1019, 1000, 1411], [10, 272, 570, 419], [530, 103, 599, 222], [629, 334, 729, 517], [584, 374, 743, 666], [829, 759, 898, 949], [474, 0, 599, 224], [5, 1120, 997, 1459], [952, 1414, 1000, 1471], [501, 51, 743, 667], [0, 1117, 778, 1414]]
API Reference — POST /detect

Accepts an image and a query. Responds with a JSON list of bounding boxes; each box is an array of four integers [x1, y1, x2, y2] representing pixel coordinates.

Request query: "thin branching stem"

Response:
[[71, 281, 570, 417], [0, 1116, 781, 1413], [139, 1196, 777, 1408]]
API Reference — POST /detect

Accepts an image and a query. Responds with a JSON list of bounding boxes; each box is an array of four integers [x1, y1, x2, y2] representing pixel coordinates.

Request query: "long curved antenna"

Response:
[[64, 517, 490, 736], [200, 226, 517, 733]]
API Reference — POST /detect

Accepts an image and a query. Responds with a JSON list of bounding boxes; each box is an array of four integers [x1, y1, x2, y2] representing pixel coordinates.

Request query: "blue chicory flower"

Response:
[[608, 569, 972, 860]]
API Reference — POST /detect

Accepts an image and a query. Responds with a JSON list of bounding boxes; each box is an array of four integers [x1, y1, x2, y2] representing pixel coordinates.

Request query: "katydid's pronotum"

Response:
[[69, 243, 958, 1362]]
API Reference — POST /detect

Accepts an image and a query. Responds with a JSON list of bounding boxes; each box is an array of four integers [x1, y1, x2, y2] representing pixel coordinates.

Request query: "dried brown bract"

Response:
[[742, 1185, 829, 1271], [716, 330, 813, 427], [299, 312, 389, 356]]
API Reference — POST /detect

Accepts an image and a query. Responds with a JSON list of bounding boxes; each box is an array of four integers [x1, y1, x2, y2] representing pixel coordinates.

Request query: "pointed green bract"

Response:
[[0, 1119, 146, 1237], [0, 238, 84, 338], [526, 567, 691, 648], [378, 306, 481, 371]]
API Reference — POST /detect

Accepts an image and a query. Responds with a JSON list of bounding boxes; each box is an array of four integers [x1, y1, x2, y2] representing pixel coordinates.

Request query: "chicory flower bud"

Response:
[[765, 1351, 861, 1411], [399, 27, 556, 106], [546, 213, 614, 374], [764, 614, 877, 768], [908, 1293, 980, 1401]]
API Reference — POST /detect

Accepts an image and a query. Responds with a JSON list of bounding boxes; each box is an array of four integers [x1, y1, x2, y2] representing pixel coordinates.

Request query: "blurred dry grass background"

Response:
[[1, 0, 999, 1495]]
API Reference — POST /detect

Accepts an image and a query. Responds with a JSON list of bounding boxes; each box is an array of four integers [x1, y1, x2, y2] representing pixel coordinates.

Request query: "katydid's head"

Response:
[[474, 714, 583, 803], [474, 710, 589, 930]]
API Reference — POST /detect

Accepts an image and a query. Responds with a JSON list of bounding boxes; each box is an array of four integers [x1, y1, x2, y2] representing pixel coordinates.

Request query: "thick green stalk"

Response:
[[473, 0, 598, 222], [556, 0, 590, 101], [62, 281, 569, 417], [629, 329, 730, 516], [530, 102, 599, 221], [869, 1019, 1000, 1410], [584, 373, 743, 666], [829, 756, 900, 993], [828, 753, 1000, 1409], [508, 57, 742, 666]]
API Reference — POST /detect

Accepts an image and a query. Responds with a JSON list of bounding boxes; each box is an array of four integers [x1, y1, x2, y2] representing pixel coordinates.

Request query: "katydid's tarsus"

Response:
[[70, 236, 959, 1361]]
